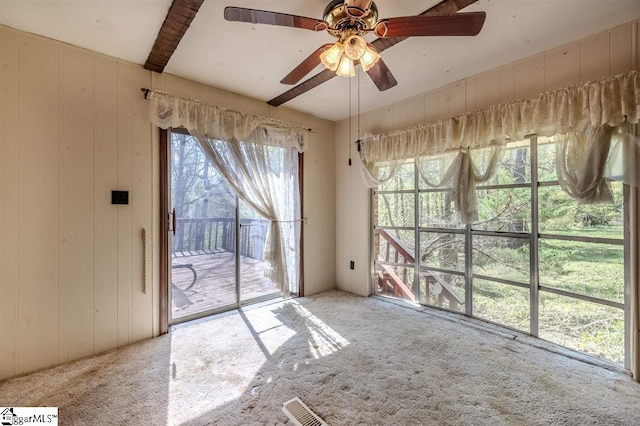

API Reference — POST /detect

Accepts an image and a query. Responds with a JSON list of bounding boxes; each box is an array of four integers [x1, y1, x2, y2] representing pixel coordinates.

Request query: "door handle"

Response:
[[171, 208, 176, 236]]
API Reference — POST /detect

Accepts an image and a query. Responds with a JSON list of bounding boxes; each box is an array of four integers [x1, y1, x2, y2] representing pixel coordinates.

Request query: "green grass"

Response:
[[473, 230, 625, 364], [539, 293, 624, 364], [538, 239, 624, 303], [473, 279, 530, 332], [472, 280, 624, 364]]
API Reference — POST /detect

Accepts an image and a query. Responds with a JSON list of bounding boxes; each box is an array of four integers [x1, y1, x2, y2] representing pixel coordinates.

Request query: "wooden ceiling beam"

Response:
[[144, 0, 205, 73], [267, 0, 479, 107]]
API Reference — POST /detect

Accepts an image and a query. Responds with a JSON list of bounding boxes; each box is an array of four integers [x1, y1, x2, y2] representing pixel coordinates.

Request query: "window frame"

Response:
[[370, 135, 630, 368]]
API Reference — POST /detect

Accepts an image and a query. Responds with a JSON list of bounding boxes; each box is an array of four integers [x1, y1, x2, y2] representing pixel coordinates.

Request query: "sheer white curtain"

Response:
[[359, 70, 639, 163], [197, 137, 300, 296], [415, 145, 503, 224], [355, 150, 404, 188], [358, 70, 640, 220], [556, 125, 615, 204], [556, 124, 640, 204], [148, 91, 308, 296], [149, 92, 308, 151]]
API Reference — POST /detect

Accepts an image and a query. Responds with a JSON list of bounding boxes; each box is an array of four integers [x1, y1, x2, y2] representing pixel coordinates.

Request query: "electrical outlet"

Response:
[[350, 261, 355, 270]]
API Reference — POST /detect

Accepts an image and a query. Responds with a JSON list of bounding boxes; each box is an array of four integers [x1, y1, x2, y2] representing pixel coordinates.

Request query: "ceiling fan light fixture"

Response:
[[227, 2, 487, 101], [336, 55, 355, 78], [320, 42, 344, 71], [344, 34, 367, 60], [360, 44, 381, 72]]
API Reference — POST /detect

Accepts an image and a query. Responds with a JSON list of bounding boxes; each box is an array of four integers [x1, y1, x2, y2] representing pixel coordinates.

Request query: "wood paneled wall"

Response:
[[335, 20, 639, 296], [0, 30, 155, 379], [0, 25, 336, 380]]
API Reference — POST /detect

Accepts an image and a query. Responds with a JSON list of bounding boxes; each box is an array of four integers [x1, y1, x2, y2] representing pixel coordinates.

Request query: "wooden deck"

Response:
[[171, 251, 280, 319]]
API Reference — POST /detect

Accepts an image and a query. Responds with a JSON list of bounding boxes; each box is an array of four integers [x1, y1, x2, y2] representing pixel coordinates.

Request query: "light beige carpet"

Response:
[[1, 290, 639, 425]]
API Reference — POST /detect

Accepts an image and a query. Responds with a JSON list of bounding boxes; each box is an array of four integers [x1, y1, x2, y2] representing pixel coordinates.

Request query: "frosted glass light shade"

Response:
[[320, 38, 380, 77], [344, 35, 367, 60], [336, 55, 355, 78], [320, 42, 344, 72], [360, 45, 381, 72]]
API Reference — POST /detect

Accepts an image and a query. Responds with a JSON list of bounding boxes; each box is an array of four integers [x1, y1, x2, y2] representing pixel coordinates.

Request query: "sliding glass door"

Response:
[[168, 130, 282, 324], [238, 200, 281, 302]]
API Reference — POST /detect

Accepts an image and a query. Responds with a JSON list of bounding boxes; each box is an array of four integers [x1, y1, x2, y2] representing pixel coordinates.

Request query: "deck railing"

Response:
[[174, 217, 270, 260], [376, 229, 463, 310]]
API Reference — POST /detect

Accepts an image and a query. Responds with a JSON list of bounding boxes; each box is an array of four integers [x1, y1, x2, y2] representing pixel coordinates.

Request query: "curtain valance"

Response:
[[359, 70, 640, 163], [148, 91, 309, 152]]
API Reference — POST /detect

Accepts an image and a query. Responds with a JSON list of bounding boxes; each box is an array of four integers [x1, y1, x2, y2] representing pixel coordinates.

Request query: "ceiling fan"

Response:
[[224, 0, 486, 93]]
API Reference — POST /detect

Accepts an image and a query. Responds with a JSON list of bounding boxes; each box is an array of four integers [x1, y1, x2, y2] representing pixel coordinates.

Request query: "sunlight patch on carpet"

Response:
[[293, 303, 350, 359], [166, 315, 269, 424], [242, 303, 297, 356]]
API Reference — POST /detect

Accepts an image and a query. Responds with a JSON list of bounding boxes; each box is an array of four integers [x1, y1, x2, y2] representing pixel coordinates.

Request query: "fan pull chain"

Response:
[[357, 67, 361, 154], [348, 74, 352, 167]]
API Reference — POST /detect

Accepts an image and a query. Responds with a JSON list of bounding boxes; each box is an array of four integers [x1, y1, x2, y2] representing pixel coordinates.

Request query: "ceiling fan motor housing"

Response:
[[323, 0, 379, 38]]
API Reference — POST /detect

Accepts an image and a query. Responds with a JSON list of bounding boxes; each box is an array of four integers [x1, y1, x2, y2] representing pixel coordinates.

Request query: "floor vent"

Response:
[[282, 397, 328, 426]]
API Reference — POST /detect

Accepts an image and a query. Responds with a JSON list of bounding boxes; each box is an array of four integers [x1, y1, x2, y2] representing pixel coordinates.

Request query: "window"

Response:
[[372, 136, 628, 366]]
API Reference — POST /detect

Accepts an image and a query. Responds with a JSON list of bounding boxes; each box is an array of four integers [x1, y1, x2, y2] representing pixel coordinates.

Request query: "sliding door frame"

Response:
[[159, 129, 170, 335], [158, 128, 304, 333]]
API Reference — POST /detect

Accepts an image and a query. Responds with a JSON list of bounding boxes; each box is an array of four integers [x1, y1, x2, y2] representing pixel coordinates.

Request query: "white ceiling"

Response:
[[1, 0, 639, 121]]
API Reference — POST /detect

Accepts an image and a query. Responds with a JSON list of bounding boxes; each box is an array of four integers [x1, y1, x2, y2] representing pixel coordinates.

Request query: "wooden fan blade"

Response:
[[268, 69, 337, 107], [371, 0, 479, 52], [365, 58, 398, 91], [266, 0, 479, 107], [376, 12, 486, 38], [224, 7, 328, 31], [281, 44, 333, 85]]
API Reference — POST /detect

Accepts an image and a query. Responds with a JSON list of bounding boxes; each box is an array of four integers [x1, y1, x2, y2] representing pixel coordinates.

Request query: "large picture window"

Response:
[[372, 135, 628, 366]]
